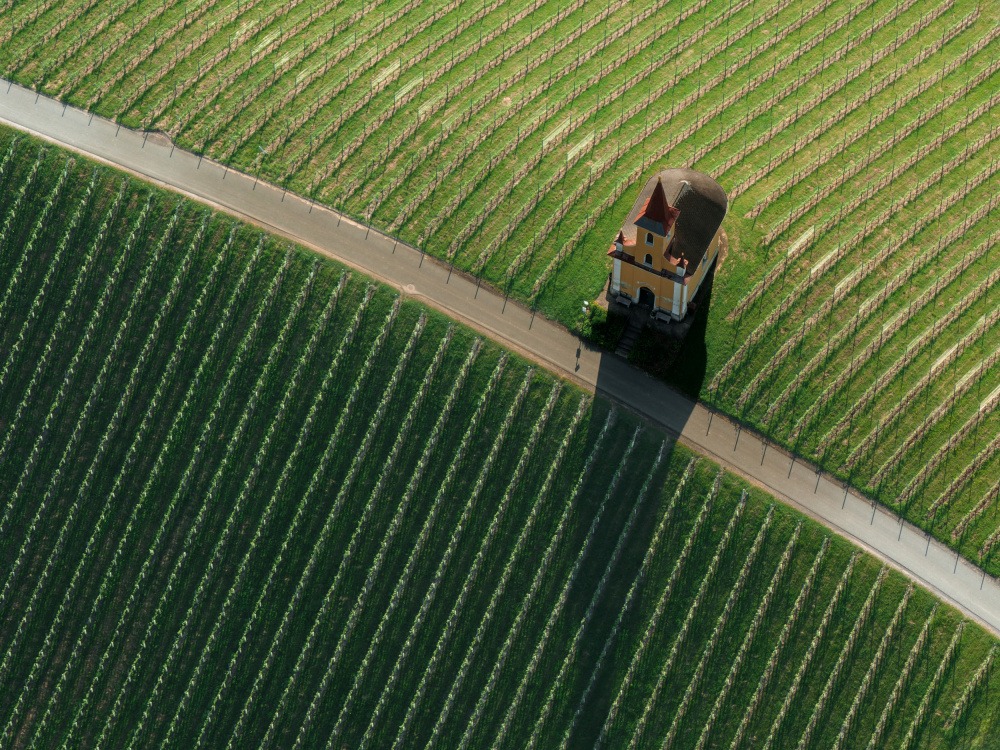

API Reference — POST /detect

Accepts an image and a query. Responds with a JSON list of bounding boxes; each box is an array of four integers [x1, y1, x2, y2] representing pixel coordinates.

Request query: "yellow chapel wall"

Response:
[[635, 232, 666, 272], [618, 229, 722, 317], [617, 261, 675, 310]]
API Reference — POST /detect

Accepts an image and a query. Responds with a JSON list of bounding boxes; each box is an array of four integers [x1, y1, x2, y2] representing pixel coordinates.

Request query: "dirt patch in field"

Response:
[[715, 229, 730, 275]]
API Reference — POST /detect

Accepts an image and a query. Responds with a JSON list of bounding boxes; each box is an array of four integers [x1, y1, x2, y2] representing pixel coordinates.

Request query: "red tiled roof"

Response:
[[636, 177, 680, 235], [613, 229, 635, 246]]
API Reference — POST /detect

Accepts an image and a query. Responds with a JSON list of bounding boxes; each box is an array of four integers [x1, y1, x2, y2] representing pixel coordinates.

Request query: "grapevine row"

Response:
[[728, 537, 831, 750], [528, 0, 885, 293], [745, 166, 1000, 415], [57, 228, 265, 749], [0, 175, 136, 542], [10, 202, 198, 749], [0, 193, 183, 743], [714, 118, 1000, 395], [810, 263, 1000, 449], [793, 567, 889, 749], [448, 0, 804, 263], [28, 217, 228, 750], [706, 0, 932, 182], [38, 214, 232, 750], [758, 47, 997, 243], [626, 490, 752, 748], [0, 148, 44, 268], [65, 0, 183, 104], [95, 247, 298, 747], [291, 322, 460, 749], [192, 284, 382, 749], [740, 19, 1000, 214], [830, 583, 914, 750], [376, 380, 564, 750], [282, 330, 514, 750], [895, 375, 1000, 508], [558, 457, 699, 750], [693, 522, 802, 750], [386, 368, 592, 750], [772, 220, 1000, 433], [476, 0, 820, 278], [281, 0, 587, 180], [978, 497, 1000, 558], [33, 0, 147, 80], [163, 276, 365, 749], [478, 426, 644, 750], [593, 470, 722, 749], [659, 505, 776, 750], [0, 155, 72, 356], [524, 439, 669, 750], [0, 164, 96, 419], [729, 31, 991, 323], [953, 476, 1000, 545], [758, 553, 863, 750], [351, 339, 497, 750], [123, 260, 325, 748], [183, 0, 351, 148], [757, 4, 980, 247], [281, 0, 543, 190], [384, 0, 714, 234], [139, 0, 333, 124], [897, 622, 966, 750], [865, 605, 939, 750], [927, 413, 1000, 520], [945, 642, 997, 729], [230, 297, 423, 750], [0, 189, 169, 700], [361, 393, 588, 750]]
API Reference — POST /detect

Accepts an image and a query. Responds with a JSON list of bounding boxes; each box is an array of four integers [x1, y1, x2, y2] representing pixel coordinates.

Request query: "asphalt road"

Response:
[[3, 78, 998, 637]]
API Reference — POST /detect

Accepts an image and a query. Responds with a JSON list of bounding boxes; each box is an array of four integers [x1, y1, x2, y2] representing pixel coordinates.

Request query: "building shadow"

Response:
[[658, 261, 715, 398], [580, 163, 725, 442], [586, 254, 721, 441]]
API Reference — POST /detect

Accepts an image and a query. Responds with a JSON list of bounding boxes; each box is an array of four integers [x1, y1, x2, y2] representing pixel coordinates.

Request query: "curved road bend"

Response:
[[2, 79, 998, 637]]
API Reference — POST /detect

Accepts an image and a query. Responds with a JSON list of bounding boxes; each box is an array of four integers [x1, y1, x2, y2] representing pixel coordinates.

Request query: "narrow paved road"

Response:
[[3, 79, 998, 637]]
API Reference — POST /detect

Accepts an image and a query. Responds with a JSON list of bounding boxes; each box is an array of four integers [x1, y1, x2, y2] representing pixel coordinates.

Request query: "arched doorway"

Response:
[[638, 286, 655, 308]]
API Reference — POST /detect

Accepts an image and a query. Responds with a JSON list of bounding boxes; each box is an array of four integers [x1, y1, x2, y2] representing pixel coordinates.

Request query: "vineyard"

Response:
[[0, 133, 996, 748], [2, 0, 1000, 568], [1, 0, 998, 570]]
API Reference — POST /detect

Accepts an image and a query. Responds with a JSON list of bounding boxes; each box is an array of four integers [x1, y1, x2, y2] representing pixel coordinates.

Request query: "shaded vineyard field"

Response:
[[2, 132, 1000, 749]]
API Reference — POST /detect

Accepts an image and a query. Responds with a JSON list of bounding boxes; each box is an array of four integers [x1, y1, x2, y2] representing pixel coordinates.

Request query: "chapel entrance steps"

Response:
[[615, 311, 645, 358]]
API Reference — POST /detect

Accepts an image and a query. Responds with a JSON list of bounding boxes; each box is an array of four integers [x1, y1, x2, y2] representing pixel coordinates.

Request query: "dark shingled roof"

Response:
[[621, 168, 728, 268]]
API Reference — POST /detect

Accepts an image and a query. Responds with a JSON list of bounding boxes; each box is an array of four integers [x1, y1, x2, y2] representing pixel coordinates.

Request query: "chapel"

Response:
[[607, 168, 728, 321]]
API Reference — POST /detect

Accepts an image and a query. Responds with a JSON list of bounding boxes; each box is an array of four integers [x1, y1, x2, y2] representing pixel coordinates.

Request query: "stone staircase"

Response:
[[615, 314, 644, 358]]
